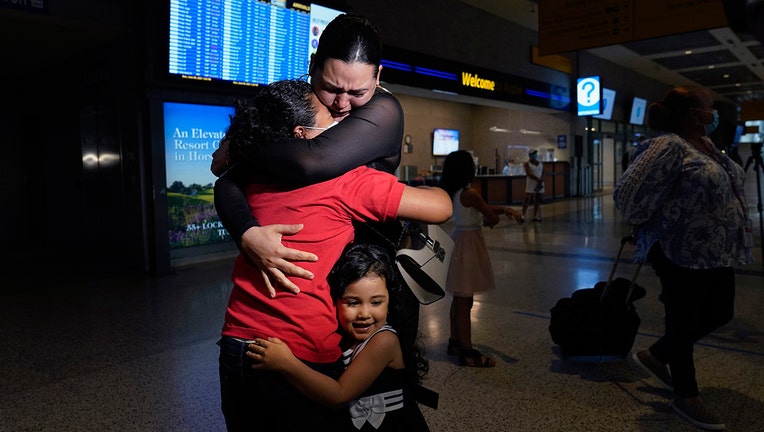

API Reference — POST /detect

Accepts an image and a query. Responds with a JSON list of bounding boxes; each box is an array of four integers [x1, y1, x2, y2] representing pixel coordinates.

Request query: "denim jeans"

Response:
[[218, 336, 344, 432]]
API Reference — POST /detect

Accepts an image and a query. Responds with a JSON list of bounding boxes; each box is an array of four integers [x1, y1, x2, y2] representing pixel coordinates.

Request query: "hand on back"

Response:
[[240, 225, 318, 296]]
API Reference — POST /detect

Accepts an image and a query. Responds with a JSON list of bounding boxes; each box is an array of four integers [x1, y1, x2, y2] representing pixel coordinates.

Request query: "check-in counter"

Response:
[[471, 161, 570, 204]]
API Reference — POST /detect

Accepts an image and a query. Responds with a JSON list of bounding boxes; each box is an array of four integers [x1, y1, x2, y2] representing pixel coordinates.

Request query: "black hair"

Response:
[[226, 79, 317, 165], [309, 14, 382, 79], [647, 85, 709, 133], [327, 243, 429, 387], [438, 150, 476, 197]]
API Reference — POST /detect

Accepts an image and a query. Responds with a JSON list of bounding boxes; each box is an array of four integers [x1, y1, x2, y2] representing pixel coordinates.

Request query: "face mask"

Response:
[[303, 120, 339, 131], [705, 110, 719, 135]]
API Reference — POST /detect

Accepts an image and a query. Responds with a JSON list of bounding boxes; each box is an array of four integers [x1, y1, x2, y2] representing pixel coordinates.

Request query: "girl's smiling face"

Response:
[[335, 274, 389, 342]]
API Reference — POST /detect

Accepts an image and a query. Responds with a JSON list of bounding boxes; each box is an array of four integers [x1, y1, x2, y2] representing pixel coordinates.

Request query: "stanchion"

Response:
[[743, 143, 764, 272]]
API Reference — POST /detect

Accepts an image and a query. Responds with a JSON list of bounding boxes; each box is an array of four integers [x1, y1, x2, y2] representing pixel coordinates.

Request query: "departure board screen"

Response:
[[168, 1, 342, 87]]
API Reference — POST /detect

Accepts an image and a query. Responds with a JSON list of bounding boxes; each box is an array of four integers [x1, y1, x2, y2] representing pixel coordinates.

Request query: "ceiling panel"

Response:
[[623, 31, 721, 55], [750, 44, 764, 60], [652, 50, 739, 70], [683, 65, 756, 86]]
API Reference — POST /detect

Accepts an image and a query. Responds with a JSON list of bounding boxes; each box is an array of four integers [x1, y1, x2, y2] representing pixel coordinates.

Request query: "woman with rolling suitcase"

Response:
[[614, 85, 753, 431]]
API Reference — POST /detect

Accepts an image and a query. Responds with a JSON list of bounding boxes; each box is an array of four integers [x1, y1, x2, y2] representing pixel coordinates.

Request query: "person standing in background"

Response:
[[438, 150, 524, 368], [501, 159, 510, 175], [522, 149, 544, 222], [614, 85, 753, 431]]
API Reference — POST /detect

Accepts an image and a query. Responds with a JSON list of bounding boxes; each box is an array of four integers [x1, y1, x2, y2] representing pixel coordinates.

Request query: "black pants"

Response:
[[647, 245, 735, 398], [218, 337, 344, 432]]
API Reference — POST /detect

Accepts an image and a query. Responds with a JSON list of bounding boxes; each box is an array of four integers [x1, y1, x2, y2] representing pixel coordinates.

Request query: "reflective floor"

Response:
[[2, 184, 763, 431]]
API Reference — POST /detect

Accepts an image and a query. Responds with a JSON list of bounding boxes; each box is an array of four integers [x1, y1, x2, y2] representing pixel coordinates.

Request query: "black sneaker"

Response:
[[672, 397, 725, 430], [633, 349, 673, 390]]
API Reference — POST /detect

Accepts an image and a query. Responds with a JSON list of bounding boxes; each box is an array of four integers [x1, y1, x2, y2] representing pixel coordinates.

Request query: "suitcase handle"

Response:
[[600, 235, 642, 304]]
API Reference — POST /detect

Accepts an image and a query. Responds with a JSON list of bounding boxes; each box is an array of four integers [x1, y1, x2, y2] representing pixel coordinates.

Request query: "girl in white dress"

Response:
[[438, 150, 523, 367]]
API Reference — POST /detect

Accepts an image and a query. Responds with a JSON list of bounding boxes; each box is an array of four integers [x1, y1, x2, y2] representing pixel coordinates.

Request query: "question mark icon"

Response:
[[577, 77, 600, 111], [583, 82, 594, 104]]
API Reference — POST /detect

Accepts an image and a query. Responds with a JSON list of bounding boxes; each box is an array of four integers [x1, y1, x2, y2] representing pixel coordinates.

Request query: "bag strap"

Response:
[[358, 221, 406, 250], [362, 220, 440, 256]]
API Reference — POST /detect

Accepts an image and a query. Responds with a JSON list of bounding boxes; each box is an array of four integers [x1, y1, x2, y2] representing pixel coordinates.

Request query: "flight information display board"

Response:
[[168, 1, 341, 86]]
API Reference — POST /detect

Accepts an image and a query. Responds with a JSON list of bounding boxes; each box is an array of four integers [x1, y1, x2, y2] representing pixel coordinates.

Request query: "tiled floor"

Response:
[[2, 182, 763, 431]]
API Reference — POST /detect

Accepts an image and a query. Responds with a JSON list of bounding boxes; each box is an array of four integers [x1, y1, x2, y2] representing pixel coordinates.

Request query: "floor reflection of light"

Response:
[[470, 299, 484, 325], [420, 303, 449, 341], [575, 268, 599, 291], [418, 296, 487, 342]]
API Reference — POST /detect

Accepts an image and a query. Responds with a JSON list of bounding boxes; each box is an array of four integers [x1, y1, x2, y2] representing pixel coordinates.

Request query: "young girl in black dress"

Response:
[[247, 243, 430, 431]]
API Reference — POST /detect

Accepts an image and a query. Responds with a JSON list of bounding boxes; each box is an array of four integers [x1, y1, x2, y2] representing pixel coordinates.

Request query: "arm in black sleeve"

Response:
[[215, 90, 404, 243], [241, 89, 404, 184], [214, 166, 259, 248]]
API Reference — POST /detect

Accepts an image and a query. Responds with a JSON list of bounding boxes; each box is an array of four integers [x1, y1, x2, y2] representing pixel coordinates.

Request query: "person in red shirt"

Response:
[[218, 79, 451, 432]]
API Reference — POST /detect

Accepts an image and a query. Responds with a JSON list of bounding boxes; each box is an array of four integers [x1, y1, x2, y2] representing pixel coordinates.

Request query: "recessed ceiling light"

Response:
[[684, 50, 693, 54], [708, 65, 715, 69]]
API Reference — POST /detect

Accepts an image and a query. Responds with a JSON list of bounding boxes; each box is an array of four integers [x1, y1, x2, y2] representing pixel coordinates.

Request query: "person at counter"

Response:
[[522, 149, 544, 222]]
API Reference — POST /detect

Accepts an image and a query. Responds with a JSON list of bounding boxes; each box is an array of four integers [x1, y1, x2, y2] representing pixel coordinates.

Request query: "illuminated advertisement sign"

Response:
[[163, 101, 234, 249]]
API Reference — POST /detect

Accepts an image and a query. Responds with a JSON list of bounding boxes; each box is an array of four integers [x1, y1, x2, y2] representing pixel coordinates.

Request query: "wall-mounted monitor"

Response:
[[576, 76, 601, 116], [732, 124, 744, 144], [740, 120, 763, 143], [593, 87, 616, 120], [163, 101, 235, 249], [432, 128, 460, 157], [629, 97, 647, 125], [167, 2, 343, 88]]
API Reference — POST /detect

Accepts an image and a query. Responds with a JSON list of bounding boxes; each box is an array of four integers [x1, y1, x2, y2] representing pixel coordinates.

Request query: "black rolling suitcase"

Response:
[[549, 236, 647, 361]]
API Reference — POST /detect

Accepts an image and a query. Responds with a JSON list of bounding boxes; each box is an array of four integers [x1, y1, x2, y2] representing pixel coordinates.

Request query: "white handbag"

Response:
[[395, 222, 454, 305]]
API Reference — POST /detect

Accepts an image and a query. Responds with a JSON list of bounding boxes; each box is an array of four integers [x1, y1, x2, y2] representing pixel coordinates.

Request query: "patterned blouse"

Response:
[[613, 133, 753, 269]]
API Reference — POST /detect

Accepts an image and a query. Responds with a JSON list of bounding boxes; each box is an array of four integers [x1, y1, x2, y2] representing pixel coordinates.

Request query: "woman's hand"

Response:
[[239, 225, 318, 297]]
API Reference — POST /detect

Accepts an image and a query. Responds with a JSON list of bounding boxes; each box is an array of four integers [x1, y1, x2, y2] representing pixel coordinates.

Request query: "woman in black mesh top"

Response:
[[212, 14, 405, 296], [213, 16, 414, 432]]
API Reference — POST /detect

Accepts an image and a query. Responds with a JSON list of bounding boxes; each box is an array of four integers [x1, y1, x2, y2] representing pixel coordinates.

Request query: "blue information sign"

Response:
[[576, 76, 601, 116]]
